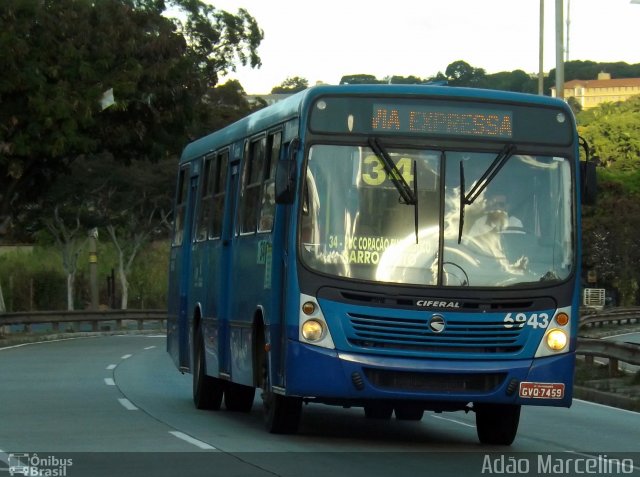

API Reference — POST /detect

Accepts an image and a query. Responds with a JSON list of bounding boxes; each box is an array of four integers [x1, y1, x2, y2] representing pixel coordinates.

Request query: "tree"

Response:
[[567, 97, 582, 116], [0, 0, 263, 240], [483, 70, 535, 93], [578, 95, 640, 305], [582, 177, 640, 305], [197, 80, 265, 135], [44, 207, 87, 311], [444, 60, 486, 87], [578, 95, 640, 172], [270, 76, 309, 94], [385, 75, 428, 85], [82, 155, 175, 310], [339, 74, 383, 85], [23, 150, 175, 310]]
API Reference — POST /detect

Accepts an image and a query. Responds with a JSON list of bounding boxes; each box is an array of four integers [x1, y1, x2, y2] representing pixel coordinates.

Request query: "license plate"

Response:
[[519, 382, 565, 399]]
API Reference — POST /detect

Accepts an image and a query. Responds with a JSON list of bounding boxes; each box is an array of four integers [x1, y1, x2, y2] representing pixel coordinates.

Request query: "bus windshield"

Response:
[[300, 144, 573, 287]]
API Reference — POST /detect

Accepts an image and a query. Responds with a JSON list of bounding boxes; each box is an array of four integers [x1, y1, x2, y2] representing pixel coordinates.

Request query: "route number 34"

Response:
[[362, 155, 414, 186], [503, 312, 550, 329]]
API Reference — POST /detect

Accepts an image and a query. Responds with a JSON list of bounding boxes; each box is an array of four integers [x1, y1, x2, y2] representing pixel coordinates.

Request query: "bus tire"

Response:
[[261, 352, 302, 434], [394, 404, 424, 421], [475, 403, 520, 445], [193, 326, 224, 410], [224, 382, 255, 412], [363, 403, 393, 419]]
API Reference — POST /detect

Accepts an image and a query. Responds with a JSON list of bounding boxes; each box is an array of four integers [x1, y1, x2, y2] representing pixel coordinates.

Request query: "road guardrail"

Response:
[[2, 309, 638, 375], [579, 307, 640, 329], [0, 309, 166, 333], [576, 337, 640, 376]]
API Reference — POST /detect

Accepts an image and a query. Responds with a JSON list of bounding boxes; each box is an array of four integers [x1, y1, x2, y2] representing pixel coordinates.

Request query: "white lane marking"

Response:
[[0, 337, 88, 351], [118, 398, 138, 411], [104, 378, 116, 386], [106, 364, 117, 370], [146, 335, 166, 338], [121, 354, 132, 360], [575, 398, 640, 416], [144, 346, 156, 350], [604, 332, 639, 340], [430, 414, 475, 428], [169, 431, 216, 450]]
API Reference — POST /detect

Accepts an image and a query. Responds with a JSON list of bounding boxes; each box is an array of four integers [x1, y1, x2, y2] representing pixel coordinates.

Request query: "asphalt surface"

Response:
[[1, 335, 639, 477]]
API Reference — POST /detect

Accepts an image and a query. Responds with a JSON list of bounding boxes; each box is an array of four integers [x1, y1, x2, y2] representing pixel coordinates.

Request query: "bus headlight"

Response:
[[301, 319, 324, 341], [298, 294, 335, 349], [546, 329, 568, 351], [535, 306, 572, 357]]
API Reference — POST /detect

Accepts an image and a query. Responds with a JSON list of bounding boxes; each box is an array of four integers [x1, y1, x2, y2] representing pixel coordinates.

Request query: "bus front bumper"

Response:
[[285, 340, 574, 407]]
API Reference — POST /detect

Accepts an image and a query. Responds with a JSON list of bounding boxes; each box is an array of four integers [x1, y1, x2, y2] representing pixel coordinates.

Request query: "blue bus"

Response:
[[167, 84, 596, 445]]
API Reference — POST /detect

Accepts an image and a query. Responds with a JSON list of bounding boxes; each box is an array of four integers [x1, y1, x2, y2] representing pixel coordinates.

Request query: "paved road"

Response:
[[1, 336, 639, 477]]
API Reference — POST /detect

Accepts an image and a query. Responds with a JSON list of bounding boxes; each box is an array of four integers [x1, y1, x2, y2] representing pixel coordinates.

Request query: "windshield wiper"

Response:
[[368, 138, 419, 243], [457, 143, 516, 243]]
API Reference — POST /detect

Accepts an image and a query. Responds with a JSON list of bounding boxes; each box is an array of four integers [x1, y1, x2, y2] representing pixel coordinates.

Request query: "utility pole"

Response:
[[538, 0, 545, 95], [566, 0, 571, 62], [555, 0, 565, 99], [88, 228, 99, 310]]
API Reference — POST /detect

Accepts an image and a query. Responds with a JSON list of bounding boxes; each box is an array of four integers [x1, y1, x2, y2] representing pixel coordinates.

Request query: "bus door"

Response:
[[174, 165, 200, 371], [218, 158, 241, 378]]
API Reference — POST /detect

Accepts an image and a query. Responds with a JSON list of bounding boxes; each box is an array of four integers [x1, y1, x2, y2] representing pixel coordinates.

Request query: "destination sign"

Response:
[[308, 95, 573, 146], [371, 103, 513, 138]]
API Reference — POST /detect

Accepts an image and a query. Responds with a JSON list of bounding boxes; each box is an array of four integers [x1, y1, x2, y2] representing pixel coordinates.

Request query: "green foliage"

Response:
[[582, 172, 640, 305], [445, 60, 486, 87], [0, 0, 263, 236], [270, 76, 309, 94], [339, 74, 384, 85], [578, 96, 640, 173], [0, 248, 67, 311], [126, 241, 170, 309], [0, 241, 169, 311], [198, 80, 264, 135]]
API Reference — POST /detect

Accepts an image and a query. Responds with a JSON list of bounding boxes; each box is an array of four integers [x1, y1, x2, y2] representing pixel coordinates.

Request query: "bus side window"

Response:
[[239, 137, 266, 234], [195, 154, 214, 242], [258, 131, 281, 232], [172, 166, 189, 246], [209, 150, 228, 239]]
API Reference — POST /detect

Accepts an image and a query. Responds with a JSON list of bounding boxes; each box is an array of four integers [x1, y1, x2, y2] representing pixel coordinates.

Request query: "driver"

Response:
[[468, 194, 523, 236]]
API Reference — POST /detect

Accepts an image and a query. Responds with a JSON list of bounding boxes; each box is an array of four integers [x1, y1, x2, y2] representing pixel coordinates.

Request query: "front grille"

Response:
[[347, 312, 524, 354], [364, 368, 506, 393]]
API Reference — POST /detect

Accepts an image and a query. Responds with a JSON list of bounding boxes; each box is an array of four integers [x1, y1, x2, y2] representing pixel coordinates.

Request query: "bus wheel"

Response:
[[193, 326, 224, 410], [363, 403, 393, 419], [475, 403, 520, 445], [224, 382, 255, 412], [261, 354, 302, 434], [394, 404, 424, 421]]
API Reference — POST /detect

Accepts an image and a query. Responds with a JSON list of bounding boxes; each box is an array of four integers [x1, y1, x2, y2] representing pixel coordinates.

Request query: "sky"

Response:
[[208, 0, 640, 94]]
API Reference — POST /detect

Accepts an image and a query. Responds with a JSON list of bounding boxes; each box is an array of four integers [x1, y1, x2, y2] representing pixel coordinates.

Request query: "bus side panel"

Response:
[[166, 246, 181, 369], [264, 203, 290, 389], [201, 237, 224, 378], [229, 234, 267, 386], [167, 165, 199, 370]]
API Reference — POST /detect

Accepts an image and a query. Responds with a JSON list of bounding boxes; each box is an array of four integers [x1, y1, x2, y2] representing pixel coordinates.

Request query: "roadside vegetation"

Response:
[[1, 1, 639, 310], [0, 241, 168, 311]]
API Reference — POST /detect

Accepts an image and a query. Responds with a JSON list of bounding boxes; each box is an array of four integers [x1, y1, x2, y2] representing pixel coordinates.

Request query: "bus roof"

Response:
[[179, 84, 570, 164]]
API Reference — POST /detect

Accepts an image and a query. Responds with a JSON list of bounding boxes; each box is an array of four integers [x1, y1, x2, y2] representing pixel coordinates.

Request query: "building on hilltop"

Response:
[[551, 72, 640, 109]]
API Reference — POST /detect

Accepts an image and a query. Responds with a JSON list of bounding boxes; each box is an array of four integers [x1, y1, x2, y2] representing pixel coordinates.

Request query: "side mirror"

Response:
[[580, 160, 597, 205], [578, 136, 597, 205], [275, 138, 299, 204]]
